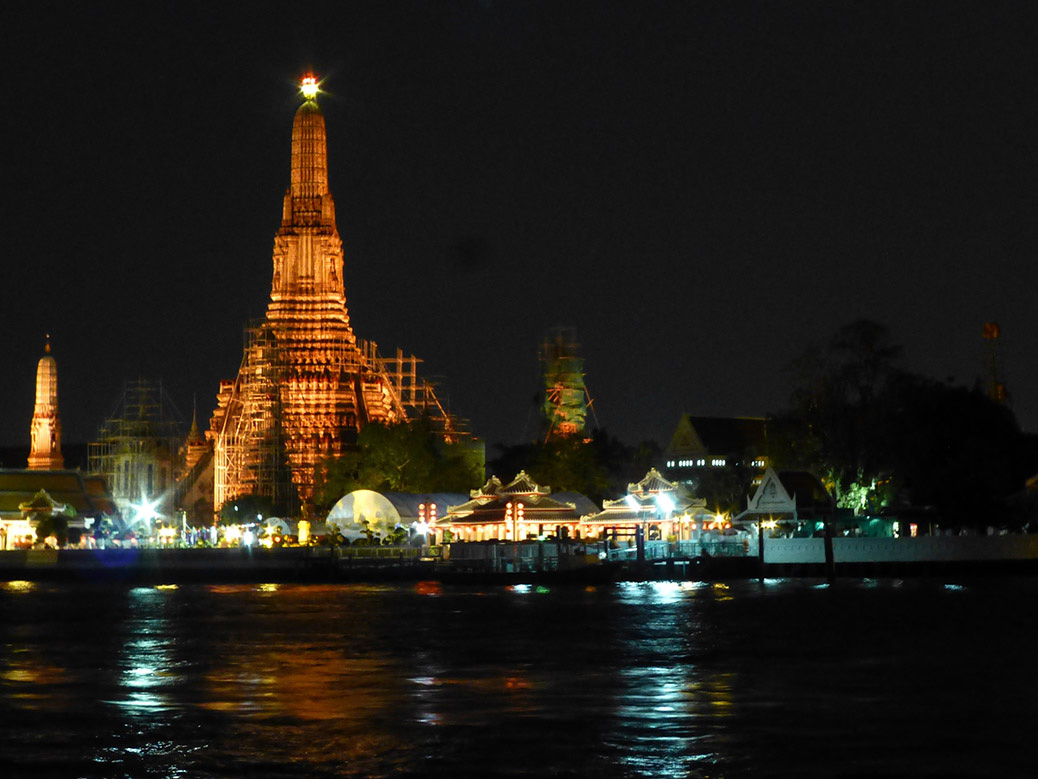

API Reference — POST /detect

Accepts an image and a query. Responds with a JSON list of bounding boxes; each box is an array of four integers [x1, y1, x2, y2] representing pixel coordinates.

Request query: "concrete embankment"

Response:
[[0, 547, 745, 584], [0, 547, 430, 584], [3, 544, 1038, 585]]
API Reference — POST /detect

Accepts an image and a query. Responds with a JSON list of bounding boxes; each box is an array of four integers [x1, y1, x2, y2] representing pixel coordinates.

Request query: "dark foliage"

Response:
[[772, 319, 1034, 528], [218, 494, 279, 525], [33, 513, 69, 546], [489, 430, 661, 504], [312, 419, 485, 511]]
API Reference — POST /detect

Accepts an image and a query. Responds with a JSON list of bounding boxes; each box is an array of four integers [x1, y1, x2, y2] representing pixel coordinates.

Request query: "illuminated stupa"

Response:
[[28, 337, 64, 471], [212, 75, 462, 514]]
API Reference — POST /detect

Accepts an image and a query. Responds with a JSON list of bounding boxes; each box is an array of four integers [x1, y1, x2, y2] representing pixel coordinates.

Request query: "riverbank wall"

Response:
[[4, 538, 1038, 585]]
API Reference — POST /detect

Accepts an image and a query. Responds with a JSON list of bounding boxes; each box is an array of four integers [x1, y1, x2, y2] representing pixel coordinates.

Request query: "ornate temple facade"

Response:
[[438, 472, 589, 543], [212, 76, 462, 515], [28, 338, 63, 471], [580, 468, 708, 541]]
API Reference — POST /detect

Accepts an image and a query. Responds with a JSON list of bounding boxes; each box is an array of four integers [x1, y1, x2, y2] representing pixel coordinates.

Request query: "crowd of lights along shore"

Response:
[[210, 74, 462, 515]]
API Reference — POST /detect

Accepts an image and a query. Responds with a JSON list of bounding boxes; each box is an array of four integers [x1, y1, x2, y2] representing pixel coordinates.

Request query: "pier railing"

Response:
[[446, 538, 754, 573]]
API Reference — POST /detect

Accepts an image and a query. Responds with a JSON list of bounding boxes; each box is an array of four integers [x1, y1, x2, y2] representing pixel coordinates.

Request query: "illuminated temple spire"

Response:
[[213, 74, 398, 513], [211, 74, 467, 514], [28, 336, 64, 470], [184, 396, 208, 474], [269, 72, 348, 311]]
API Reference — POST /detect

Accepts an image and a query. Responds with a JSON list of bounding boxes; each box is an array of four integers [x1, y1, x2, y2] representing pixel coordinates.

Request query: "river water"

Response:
[[0, 577, 1033, 778]]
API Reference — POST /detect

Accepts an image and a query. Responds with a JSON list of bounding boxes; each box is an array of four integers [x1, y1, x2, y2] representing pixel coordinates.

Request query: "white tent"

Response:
[[326, 490, 402, 540], [325, 490, 470, 540]]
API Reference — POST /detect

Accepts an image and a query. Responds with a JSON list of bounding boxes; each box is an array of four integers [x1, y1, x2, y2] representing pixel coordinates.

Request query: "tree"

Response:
[[526, 435, 613, 499], [33, 513, 68, 547], [693, 466, 750, 516], [883, 377, 1025, 525], [774, 319, 904, 507], [774, 319, 1031, 527], [218, 494, 278, 526], [489, 429, 662, 504], [313, 419, 485, 511]]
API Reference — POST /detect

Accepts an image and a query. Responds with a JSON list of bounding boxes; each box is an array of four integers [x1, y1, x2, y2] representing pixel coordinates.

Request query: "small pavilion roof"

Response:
[[627, 467, 677, 496], [445, 472, 588, 525], [583, 468, 706, 524], [0, 469, 118, 518]]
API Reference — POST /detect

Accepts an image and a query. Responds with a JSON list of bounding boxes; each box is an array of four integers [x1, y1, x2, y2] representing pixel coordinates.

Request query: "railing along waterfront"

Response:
[[604, 539, 748, 562], [334, 546, 424, 560], [448, 537, 754, 573]]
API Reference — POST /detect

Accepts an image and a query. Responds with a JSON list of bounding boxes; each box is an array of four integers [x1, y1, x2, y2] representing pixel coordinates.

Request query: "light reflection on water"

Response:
[[0, 577, 1034, 777], [103, 585, 201, 771], [3, 579, 36, 592], [115, 587, 178, 716], [611, 580, 728, 777]]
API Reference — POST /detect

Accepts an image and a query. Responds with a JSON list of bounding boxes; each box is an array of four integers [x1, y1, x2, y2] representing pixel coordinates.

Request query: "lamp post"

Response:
[[505, 501, 516, 573]]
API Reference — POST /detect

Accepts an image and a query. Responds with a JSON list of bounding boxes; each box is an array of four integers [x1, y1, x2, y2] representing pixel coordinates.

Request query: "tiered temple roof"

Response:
[[582, 468, 706, 527], [444, 471, 584, 529], [0, 470, 118, 521]]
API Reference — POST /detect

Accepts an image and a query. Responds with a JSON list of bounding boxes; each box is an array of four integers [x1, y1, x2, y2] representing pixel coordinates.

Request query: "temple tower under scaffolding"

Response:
[[212, 75, 463, 514], [540, 327, 593, 442], [88, 379, 185, 518]]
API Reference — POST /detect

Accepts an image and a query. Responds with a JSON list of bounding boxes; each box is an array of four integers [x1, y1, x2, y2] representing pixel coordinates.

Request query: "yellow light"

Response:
[[300, 74, 319, 100]]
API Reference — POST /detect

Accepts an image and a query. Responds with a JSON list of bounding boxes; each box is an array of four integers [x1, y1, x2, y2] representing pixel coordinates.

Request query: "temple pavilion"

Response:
[[0, 473, 118, 549], [437, 472, 593, 543], [731, 466, 835, 530], [579, 468, 709, 541]]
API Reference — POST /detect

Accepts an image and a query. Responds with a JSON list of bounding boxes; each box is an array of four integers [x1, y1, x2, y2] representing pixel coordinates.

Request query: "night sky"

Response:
[[2, 1, 1035, 457]]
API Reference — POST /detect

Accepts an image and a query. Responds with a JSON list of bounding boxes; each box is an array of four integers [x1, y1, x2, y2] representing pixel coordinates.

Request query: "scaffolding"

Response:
[[214, 322, 293, 514], [982, 322, 1008, 403], [88, 379, 185, 518], [214, 323, 467, 516], [540, 327, 595, 442], [363, 341, 466, 441]]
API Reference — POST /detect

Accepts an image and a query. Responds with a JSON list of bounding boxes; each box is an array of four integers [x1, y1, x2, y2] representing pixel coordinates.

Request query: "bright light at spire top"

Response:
[[300, 74, 319, 100]]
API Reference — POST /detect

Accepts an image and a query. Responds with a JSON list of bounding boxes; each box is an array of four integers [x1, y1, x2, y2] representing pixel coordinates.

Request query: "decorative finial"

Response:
[[189, 393, 201, 437], [44, 334, 51, 354], [300, 73, 319, 100]]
